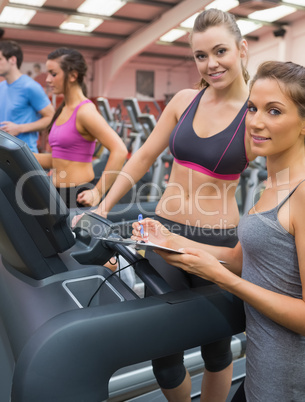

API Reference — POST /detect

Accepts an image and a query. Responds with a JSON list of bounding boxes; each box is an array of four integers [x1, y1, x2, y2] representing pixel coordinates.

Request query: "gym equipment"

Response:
[[96, 97, 119, 132], [237, 156, 267, 215], [0, 130, 245, 401], [122, 98, 173, 203], [94, 96, 172, 205], [123, 97, 146, 155], [93, 97, 127, 179], [136, 113, 173, 202]]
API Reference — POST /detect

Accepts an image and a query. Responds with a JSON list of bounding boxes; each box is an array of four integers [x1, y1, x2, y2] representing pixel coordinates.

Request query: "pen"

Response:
[[138, 214, 144, 238]]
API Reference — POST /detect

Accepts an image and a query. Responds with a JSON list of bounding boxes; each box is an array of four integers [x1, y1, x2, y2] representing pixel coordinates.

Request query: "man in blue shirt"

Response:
[[0, 41, 54, 152]]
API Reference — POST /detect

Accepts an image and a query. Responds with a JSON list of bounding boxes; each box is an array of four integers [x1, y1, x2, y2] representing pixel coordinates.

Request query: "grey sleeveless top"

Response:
[[238, 182, 305, 401]]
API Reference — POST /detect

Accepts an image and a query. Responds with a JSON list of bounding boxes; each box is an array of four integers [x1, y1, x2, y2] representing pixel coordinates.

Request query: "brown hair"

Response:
[[47, 48, 88, 131], [250, 61, 305, 119], [189, 8, 249, 88], [0, 40, 23, 69]]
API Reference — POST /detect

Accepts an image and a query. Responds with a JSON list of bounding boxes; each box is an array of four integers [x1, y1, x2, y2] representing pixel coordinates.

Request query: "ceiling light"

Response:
[[78, 0, 126, 16], [180, 13, 200, 29], [160, 29, 186, 42], [9, 0, 46, 5], [206, 0, 239, 11], [283, 0, 305, 5], [60, 15, 103, 32], [237, 19, 263, 35], [248, 5, 296, 21], [0, 6, 36, 24]]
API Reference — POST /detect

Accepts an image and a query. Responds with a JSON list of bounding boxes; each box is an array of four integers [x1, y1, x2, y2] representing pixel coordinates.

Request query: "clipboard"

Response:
[[97, 237, 185, 254], [98, 237, 228, 264]]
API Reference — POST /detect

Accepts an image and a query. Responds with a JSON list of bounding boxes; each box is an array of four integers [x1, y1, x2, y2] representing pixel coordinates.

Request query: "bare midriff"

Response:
[[51, 158, 95, 188], [156, 162, 240, 229]]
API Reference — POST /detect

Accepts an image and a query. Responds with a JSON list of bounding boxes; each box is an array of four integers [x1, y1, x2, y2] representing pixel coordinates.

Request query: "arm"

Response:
[[132, 218, 243, 275], [93, 136, 166, 213], [33, 152, 53, 170], [94, 90, 195, 216], [158, 245, 305, 336], [75, 103, 128, 207], [0, 104, 54, 136], [144, 186, 305, 336]]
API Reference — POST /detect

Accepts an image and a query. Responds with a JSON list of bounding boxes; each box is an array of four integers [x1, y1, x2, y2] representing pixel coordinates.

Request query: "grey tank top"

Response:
[[238, 182, 305, 401]]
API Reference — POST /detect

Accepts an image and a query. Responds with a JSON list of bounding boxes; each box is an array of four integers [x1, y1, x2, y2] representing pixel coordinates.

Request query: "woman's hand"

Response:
[[132, 218, 177, 246], [155, 247, 225, 284], [77, 187, 101, 207], [93, 200, 109, 219], [70, 205, 107, 228]]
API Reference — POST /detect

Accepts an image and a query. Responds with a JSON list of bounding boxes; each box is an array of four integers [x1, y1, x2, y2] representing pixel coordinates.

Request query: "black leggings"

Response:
[[56, 179, 97, 208], [231, 380, 246, 401], [145, 215, 239, 390]]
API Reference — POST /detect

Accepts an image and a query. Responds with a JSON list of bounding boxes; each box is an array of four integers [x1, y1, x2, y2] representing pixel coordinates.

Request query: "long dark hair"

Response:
[[47, 48, 88, 130]]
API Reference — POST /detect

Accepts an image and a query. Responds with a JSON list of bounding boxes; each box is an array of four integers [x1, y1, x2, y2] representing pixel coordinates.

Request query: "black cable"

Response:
[[117, 254, 121, 279], [87, 258, 145, 307]]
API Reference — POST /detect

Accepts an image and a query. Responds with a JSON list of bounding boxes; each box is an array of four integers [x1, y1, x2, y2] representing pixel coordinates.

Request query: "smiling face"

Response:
[[191, 25, 246, 90], [246, 78, 305, 157]]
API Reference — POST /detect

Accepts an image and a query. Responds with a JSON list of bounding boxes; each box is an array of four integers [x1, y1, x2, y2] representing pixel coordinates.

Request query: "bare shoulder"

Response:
[[290, 179, 305, 221], [76, 100, 100, 120], [293, 179, 305, 200], [171, 88, 200, 104], [167, 88, 200, 117], [78, 100, 97, 113]]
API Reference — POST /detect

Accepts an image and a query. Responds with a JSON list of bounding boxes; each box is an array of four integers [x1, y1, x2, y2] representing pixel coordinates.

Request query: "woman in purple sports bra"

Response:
[[93, 9, 256, 402], [34, 48, 127, 208]]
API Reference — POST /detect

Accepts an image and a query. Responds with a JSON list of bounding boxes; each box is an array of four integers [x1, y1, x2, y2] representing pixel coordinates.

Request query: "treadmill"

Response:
[[0, 130, 245, 402]]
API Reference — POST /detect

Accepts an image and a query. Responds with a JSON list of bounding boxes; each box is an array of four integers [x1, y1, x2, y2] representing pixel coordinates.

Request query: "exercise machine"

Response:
[[236, 156, 267, 215], [122, 98, 173, 203], [0, 130, 245, 401], [123, 97, 147, 155], [93, 97, 126, 179], [96, 97, 119, 132]]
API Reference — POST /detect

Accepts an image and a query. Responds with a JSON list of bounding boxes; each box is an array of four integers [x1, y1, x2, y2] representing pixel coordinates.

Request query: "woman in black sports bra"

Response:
[[93, 8, 256, 402]]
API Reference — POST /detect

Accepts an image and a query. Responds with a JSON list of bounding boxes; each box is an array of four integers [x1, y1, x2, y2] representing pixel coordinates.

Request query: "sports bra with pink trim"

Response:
[[169, 88, 249, 181]]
